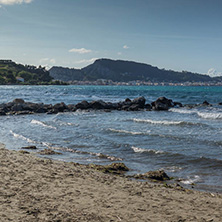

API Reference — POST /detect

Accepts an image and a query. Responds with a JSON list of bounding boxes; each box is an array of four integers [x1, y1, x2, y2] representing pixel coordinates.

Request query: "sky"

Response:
[[0, 0, 222, 76]]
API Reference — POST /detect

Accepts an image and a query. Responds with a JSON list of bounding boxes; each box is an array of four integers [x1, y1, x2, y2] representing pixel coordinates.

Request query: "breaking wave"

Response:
[[180, 175, 202, 185], [197, 112, 222, 119], [31, 119, 57, 129], [132, 118, 195, 126], [108, 128, 150, 135], [169, 108, 197, 114], [131, 146, 165, 154], [10, 130, 36, 143]]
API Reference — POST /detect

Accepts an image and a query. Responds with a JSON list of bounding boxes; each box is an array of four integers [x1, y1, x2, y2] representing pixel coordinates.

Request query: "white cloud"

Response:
[[39, 58, 56, 69], [117, 52, 122, 55], [123, 45, 129, 49], [69, 48, 92, 54], [207, 68, 222, 77], [75, 58, 98, 64], [0, 0, 32, 5]]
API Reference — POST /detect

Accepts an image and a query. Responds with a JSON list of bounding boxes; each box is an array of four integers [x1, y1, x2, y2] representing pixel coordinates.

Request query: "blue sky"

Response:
[[0, 0, 222, 76]]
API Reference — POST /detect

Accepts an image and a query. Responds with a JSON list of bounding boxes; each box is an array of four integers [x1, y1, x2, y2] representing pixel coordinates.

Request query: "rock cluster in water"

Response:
[[0, 96, 216, 116]]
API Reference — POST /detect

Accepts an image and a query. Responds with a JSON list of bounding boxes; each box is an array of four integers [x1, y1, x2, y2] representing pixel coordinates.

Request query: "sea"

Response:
[[0, 85, 222, 193]]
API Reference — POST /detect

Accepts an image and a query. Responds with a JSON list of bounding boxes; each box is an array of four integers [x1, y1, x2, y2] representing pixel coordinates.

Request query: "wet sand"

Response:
[[0, 144, 222, 222]]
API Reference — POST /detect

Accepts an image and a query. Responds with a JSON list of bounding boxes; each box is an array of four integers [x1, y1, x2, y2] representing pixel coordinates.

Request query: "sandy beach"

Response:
[[0, 143, 222, 222]]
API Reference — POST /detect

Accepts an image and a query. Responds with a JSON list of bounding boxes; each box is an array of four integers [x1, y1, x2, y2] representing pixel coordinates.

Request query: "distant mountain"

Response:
[[49, 58, 222, 83]]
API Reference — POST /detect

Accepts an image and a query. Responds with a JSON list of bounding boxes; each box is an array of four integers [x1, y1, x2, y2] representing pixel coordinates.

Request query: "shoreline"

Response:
[[1, 143, 222, 221]]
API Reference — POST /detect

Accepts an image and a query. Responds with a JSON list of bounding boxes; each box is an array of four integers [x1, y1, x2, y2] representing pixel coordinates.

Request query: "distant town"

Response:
[[1, 59, 222, 86]]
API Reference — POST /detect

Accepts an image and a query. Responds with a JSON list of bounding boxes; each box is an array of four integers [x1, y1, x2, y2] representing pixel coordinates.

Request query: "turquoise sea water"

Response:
[[0, 85, 222, 192]]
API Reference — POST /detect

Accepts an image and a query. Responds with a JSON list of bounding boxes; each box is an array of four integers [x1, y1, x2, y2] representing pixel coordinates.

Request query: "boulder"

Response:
[[134, 170, 170, 181], [202, 100, 211, 106], [144, 103, 152, 110], [21, 146, 37, 150], [152, 97, 174, 111], [11, 104, 24, 112], [75, 100, 90, 110], [89, 162, 129, 174], [89, 100, 107, 109], [132, 96, 146, 108], [38, 149, 62, 155], [53, 102, 68, 112], [13, 98, 25, 104], [0, 109, 6, 115], [128, 104, 140, 111]]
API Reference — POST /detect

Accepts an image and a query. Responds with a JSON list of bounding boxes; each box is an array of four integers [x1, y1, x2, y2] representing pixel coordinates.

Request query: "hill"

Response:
[[49, 58, 222, 83], [0, 60, 54, 85]]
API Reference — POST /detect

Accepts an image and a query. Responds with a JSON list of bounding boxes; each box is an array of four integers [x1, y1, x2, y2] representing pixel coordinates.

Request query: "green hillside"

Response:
[[0, 60, 58, 85]]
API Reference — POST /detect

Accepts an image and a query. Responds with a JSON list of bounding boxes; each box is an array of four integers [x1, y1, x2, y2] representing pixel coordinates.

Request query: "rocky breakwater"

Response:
[[0, 97, 182, 116]]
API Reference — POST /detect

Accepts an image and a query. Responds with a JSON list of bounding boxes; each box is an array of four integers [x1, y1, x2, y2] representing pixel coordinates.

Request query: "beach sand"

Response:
[[0, 143, 222, 222]]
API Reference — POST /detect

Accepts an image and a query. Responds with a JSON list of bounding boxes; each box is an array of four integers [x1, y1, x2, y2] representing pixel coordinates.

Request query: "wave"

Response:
[[131, 146, 165, 154], [31, 119, 57, 129], [197, 112, 222, 119], [54, 120, 78, 126], [180, 175, 202, 185], [132, 118, 196, 126], [108, 128, 150, 135], [169, 108, 197, 114], [43, 144, 122, 161], [10, 130, 36, 143]]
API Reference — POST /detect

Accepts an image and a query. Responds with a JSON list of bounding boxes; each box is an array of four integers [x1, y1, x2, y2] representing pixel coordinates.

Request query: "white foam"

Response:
[[131, 146, 165, 154], [109, 128, 148, 135], [133, 118, 184, 125], [10, 130, 36, 143], [197, 112, 222, 119], [31, 119, 57, 129], [181, 175, 202, 185], [169, 108, 196, 114]]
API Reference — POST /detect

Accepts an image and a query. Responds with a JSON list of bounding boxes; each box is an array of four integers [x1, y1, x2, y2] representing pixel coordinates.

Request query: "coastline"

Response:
[[1, 143, 222, 222]]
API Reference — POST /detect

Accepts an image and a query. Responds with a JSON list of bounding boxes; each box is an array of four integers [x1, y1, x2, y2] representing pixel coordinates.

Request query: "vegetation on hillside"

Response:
[[0, 60, 66, 85]]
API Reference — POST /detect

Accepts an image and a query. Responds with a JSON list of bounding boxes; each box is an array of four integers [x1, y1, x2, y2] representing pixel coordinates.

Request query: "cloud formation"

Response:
[[39, 58, 56, 69], [0, 0, 32, 5], [69, 48, 92, 54], [207, 68, 222, 77], [123, 45, 129, 49]]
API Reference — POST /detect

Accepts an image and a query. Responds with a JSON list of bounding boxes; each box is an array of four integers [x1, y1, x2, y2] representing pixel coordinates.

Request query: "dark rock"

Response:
[[125, 98, 131, 103], [15, 111, 33, 115], [53, 102, 68, 112], [13, 98, 25, 104], [19, 150, 30, 154], [202, 100, 210, 106], [38, 149, 62, 155], [67, 104, 77, 112], [128, 104, 140, 111], [89, 100, 107, 109], [89, 162, 129, 174], [36, 107, 47, 113], [21, 146, 37, 150], [144, 103, 152, 110], [135, 170, 170, 181], [46, 109, 58, 114], [75, 100, 90, 110], [174, 102, 183, 107], [11, 104, 24, 112], [132, 96, 146, 108], [152, 97, 174, 111], [0, 109, 6, 115], [121, 104, 131, 110]]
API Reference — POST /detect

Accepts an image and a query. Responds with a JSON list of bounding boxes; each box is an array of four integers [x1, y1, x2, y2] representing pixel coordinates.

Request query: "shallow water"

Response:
[[0, 85, 222, 192]]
